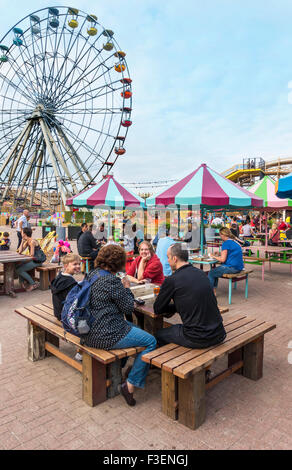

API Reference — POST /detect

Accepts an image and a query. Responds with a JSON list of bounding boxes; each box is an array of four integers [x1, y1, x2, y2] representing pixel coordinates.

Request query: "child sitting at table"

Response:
[[50, 254, 82, 361], [50, 253, 80, 320], [0, 232, 11, 250]]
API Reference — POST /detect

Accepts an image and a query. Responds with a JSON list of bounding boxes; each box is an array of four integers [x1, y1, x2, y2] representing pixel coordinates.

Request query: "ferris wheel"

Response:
[[0, 6, 132, 207]]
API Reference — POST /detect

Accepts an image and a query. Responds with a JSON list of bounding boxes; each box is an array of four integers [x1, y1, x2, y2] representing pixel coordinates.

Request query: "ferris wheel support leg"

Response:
[[56, 125, 93, 183], [40, 119, 78, 194], [39, 119, 67, 208], [17, 135, 43, 199], [30, 148, 44, 206], [2, 122, 34, 201], [55, 126, 91, 186], [0, 120, 32, 181]]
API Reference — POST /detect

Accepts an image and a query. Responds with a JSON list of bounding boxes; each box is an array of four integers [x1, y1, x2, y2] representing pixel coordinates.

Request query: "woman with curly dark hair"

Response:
[[84, 244, 157, 406]]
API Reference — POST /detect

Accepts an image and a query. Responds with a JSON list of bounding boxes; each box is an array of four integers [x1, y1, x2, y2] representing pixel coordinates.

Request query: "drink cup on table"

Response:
[[154, 286, 160, 297]]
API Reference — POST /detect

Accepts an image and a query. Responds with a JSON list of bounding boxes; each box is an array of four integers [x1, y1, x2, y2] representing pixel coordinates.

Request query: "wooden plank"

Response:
[[219, 307, 229, 314], [143, 343, 181, 364], [45, 342, 82, 372], [172, 320, 265, 377], [39, 269, 49, 290], [152, 346, 191, 368], [25, 305, 60, 326], [17, 305, 143, 361], [205, 360, 244, 390], [15, 307, 117, 364], [161, 369, 178, 420], [144, 315, 163, 335], [222, 269, 253, 278], [178, 369, 206, 429], [27, 321, 46, 362], [228, 348, 243, 375], [143, 314, 246, 365], [107, 360, 122, 399], [82, 352, 107, 406], [45, 332, 59, 357], [174, 322, 276, 379], [151, 317, 257, 372], [243, 336, 264, 380]]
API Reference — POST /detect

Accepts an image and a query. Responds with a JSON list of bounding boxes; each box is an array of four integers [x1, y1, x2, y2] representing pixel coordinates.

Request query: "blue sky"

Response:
[[2, 1, 292, 189]]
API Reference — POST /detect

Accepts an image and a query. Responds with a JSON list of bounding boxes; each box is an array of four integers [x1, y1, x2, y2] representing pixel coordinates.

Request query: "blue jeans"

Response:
[[112, 322, 157, 389], [16, 260, 42, 285], [208, 265, 240, 288]]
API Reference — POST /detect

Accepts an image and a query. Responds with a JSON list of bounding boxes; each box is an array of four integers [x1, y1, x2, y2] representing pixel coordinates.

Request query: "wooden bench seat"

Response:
[[35, 264, 62, 290], [222, 269, 253, 304], [15, 304, 144, 406], [142, 313, 276, 429]]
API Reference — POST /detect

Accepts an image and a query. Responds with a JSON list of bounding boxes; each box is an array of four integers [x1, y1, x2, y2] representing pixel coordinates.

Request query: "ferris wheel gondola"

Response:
[[0, 6, 133, 207]]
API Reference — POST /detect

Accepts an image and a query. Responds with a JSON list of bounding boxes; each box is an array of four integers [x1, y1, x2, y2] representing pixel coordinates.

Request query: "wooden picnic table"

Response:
[[189, 256, 218, 271], [243, 245, 292, 276], [0, 251, 32, 297]]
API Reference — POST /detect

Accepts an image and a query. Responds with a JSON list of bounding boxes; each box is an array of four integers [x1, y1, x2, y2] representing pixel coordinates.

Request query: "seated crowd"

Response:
[[48, 222, 230, 407], [10, 214, 276, 407]]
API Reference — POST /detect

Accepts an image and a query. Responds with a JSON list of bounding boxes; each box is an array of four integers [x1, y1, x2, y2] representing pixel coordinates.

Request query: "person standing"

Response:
[[155, 229, 175, 276], [15, 209, 29, 249]]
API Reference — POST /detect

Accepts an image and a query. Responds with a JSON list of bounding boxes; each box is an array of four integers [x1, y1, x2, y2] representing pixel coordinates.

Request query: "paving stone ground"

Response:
[[0, 224, 291, 450]]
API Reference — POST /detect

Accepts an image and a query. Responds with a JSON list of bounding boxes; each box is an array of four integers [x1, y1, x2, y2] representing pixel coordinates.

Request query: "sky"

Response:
[[2, 1, 292, 191]]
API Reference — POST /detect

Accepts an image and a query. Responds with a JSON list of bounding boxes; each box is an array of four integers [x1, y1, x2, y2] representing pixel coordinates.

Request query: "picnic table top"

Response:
[[134, 296, 228, 319], [242, 246, 292, 253], [0, 251, 32, 263], [190, 256, 218, 264]]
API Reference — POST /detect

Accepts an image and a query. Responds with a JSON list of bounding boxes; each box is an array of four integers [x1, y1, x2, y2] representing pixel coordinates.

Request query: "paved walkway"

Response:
[[0, 225, 291, 449]]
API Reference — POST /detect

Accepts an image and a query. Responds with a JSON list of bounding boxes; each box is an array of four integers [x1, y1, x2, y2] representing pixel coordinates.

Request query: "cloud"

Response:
[[1, 1, 292, 192]]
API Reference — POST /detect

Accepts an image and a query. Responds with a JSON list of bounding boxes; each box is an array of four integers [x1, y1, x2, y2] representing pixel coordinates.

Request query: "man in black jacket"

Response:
[[154, 243, 226, 348], [77, 223, 101, 270]]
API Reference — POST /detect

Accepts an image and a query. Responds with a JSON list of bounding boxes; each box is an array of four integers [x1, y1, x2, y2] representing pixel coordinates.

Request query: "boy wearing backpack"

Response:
[[50, 254, 81, 320], [50, 254, 82, 361]]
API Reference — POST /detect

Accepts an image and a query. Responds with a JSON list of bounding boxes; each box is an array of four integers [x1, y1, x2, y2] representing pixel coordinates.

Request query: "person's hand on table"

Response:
[[121, 275, 131, 289]]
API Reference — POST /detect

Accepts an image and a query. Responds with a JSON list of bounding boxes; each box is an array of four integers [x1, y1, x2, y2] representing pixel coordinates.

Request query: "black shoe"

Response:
[[120, 381, 136, 406]]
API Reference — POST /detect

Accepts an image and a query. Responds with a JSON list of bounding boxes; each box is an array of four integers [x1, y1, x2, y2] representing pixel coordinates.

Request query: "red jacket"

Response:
[[127, 254, 165, 285]]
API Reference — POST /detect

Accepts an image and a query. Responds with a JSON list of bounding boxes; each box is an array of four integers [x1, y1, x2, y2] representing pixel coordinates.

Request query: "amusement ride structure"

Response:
[[222, 157, 292, 186], [0, 6, 132, 209]]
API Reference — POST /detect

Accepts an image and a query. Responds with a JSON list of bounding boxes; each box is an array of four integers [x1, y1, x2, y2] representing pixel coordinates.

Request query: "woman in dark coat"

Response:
[[84, 244, 157, 406]]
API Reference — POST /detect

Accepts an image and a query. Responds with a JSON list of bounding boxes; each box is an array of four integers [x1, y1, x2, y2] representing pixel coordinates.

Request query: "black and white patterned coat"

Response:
[[84, 269, 134, 350]]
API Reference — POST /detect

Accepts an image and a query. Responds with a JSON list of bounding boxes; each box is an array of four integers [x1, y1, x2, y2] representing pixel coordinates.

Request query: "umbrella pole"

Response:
[[200, 208, 204, 255], [265, 210, 268, 247], [108, 209, 111, 239], [143, 208, 147, 240]]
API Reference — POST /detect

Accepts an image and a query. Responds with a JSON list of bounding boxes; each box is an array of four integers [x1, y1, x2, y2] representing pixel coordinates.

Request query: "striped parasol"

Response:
[[66, 175, 145, 208], [249, 175, 292, 209], [146, 164, 263, 208], [146, 163, 263, 253]]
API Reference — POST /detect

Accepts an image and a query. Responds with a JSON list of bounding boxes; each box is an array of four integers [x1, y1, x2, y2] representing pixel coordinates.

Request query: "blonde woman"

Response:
[[208, 227, 244, 293]]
